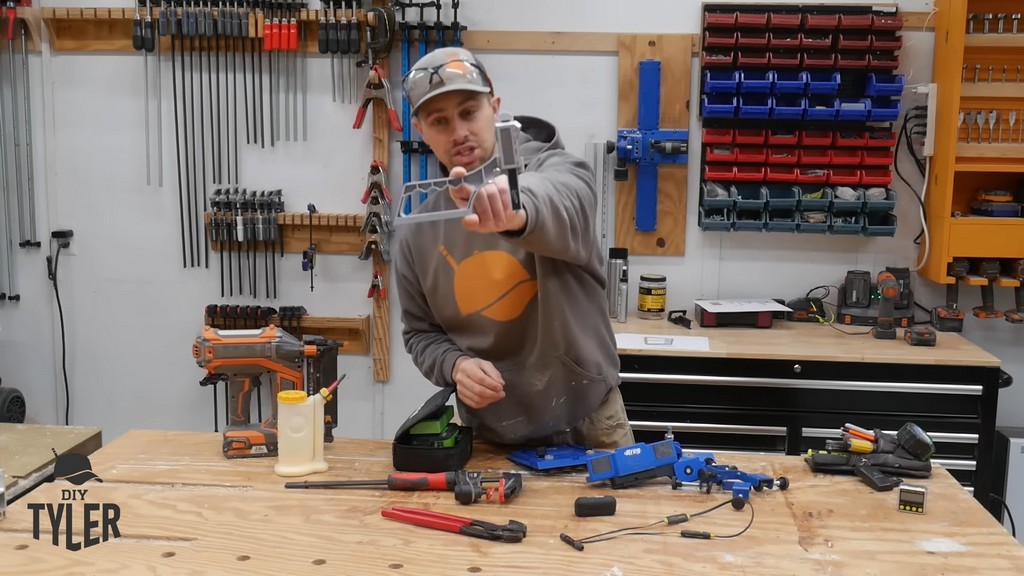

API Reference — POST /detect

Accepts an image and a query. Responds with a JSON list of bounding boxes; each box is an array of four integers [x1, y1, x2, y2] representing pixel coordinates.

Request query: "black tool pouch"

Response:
[[392, 386, 473, 472], [805, 452, 931, 478]]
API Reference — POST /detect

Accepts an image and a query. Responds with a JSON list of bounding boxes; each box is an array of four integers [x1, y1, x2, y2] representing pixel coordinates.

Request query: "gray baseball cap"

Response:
[[402, 47, 494, 116]]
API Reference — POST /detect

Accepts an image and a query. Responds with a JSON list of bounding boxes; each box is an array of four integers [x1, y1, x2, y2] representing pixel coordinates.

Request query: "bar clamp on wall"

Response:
[[614, 59, 688, 233]]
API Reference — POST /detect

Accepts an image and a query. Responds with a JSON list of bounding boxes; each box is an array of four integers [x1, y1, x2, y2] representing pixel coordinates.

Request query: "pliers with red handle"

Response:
[[381, 506, 527, 543], [353, 65, 403, 132]]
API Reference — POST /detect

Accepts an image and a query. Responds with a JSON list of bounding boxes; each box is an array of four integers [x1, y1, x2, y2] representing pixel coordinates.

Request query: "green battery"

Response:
[[409, 405, 455, 435], [408, 423, 461, 448]]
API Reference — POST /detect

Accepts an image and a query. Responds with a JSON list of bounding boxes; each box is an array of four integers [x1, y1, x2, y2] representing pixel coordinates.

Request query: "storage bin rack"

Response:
[[698, 3, 904, 235]]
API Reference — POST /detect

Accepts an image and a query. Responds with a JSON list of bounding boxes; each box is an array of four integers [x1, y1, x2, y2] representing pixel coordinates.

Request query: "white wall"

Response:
[[3, 0, 1021, 444]]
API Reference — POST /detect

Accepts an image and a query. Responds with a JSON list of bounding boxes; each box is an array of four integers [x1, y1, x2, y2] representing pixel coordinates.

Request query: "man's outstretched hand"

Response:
[[448, 167, 526, 234], [452, 356, 506, 409]]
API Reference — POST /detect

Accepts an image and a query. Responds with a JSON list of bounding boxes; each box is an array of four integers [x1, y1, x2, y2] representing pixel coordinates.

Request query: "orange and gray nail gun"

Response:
[[193, 325, 341, 459]]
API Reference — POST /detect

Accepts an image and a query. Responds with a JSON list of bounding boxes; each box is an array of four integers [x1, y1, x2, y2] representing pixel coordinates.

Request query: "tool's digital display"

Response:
[[900, 491, 925, 505]]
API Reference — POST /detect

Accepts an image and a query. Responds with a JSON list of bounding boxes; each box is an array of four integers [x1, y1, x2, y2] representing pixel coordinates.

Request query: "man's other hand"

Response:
[[448, 167, 526, 234], [452, 356, 506, 409]]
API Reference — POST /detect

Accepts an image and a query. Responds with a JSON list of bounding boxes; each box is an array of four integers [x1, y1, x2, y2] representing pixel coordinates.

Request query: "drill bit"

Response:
[[967, 12, 976, 34], [988, 110, 998, 144], [958, 111, 966, 142], [962, 64, 967, 82], [966, 110, 975, 142], [975, 64, 981, 83], [976, 110, 986, 144], [1009, 111, 1017, 144], [988, 65, 993, 83]]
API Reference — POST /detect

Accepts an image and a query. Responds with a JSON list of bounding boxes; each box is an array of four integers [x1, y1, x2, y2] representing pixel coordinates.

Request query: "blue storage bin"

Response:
[[864, 188, 896, 212], [734, 183, 767, 211], [771, 95, 805, 119], [704, 70, 740, 94], [767, 209, 798, 232], [865, 73, 905, 97], [773, 70, 807, 94], [829, 213, 864, 235], [831, 186, 864, 212], [797, 211, 830, 233], [699, 207, 733, 231], [739, 70, 773, 93], [702, 94, 737, 118], [734, 210, 767, 231], [797, 185, 831, 210], [836, 98, 871, 122], [805, 96, 838, 120], [766, 183, 799, 210], [701, 182, 736, 210], [864, 212, 897, 236], [806, 71, 841, 94], [739, 95, 772, 118], [869, 98, 901, 122]]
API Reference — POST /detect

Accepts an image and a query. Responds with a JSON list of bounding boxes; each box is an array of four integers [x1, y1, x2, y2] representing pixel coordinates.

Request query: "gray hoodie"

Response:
[[394, 115, 619, 444]]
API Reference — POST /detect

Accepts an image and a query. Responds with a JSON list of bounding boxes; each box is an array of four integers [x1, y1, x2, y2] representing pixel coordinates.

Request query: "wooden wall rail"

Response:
[[203, 212, 368, 256], [37, 9, 936, 54], [204, 314, 371, 355]]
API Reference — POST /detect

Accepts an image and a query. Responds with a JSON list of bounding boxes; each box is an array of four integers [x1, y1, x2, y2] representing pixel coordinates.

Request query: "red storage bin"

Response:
[[735, 129, 767, 145], [803, 13, 839, 29], [861, 169, 893, 186], [838, 14, 873, 29], [767, 130, 799, 146], [799, 130, 833, 146], [837, 53, 869, 69], [871, 14, 904, 31], [734, 166, 766, 181], [801, 33, 833, 49], [706, 145, 737, 163], [736, 12, 768, 27], [704, 164, 736, 181], [736, 147, 767, 163], [798, 149, 832, 165], [803, 52, 836, 67], [797, 168, 829, 184], [827, 169, 861, 185], [768, 33, 801, 48], [737, 31, 769, 47], [767, 148, 798, 164], [767, 167, 798, 182], [768, 12, 802, 28], [704, 11, 737, 27], [865, 131, 897, 148], [770, 50, 801, 67], [702, 50, 736, 67], [863, 150, 896, 166], [868, 54, 900, 70], [871, 34, 903, 50], [704, 30, 738, 48], [737, 51, 770, 67], [830, 149, 863, 166], [834, 131, 868, 147], [703, 128, 734, 144], [837, 33, 871, 50]]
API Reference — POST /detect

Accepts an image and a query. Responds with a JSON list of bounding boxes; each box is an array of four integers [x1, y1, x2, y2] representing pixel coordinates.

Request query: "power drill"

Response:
[[931, 258, 969, 332], [972, 259, 1003, 319], [871, 271, 898, 340], [1004, 259, 1024, 324]]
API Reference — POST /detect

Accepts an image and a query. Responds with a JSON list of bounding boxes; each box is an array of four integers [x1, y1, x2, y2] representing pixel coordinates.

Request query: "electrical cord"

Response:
[[799, 285, 873, 335], [912, 158, 931, 272], [46, 242, 71, 426], [559, 497, 753, 550], [990, 494, 1016, 539]]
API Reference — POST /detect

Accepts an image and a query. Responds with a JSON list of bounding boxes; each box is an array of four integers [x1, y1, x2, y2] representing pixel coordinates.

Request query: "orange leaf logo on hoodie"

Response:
[[441, 246, 537, 322]]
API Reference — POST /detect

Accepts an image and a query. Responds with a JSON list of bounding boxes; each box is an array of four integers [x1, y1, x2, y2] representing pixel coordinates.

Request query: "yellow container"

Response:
[[274, 390, 329, 477]]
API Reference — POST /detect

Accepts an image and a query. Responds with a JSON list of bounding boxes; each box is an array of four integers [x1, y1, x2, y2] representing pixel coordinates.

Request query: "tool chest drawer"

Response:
[[618, 353, 1001, 513]]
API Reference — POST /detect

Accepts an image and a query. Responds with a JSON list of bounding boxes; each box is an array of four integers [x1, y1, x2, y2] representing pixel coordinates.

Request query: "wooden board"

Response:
[[612, 313, 1001, 366], [615, 34, 692, 256], [1, 429, 1022, 575], [0, 424, 102, 501], [369, 0, 392, 384]]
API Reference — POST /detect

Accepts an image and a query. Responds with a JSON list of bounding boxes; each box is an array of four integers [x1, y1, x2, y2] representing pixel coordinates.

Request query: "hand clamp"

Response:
[[353, 64, 402, 132]]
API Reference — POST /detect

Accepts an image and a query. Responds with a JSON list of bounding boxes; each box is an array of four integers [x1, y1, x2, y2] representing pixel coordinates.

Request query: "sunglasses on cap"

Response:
[[402, 58, 493, 114]]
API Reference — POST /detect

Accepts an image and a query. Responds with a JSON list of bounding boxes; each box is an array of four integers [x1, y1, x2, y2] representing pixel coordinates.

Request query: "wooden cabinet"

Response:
[[922, 0, 1024, 287]]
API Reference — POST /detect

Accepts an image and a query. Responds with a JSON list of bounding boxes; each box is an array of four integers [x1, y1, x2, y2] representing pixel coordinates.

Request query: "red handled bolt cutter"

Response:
[[381, 506, 527, 543]]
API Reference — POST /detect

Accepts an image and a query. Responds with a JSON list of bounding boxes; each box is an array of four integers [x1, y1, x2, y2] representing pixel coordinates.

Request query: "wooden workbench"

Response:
[[613, 315, 1001, 366], [1, 424, 102, 502], [1, 429, 1022, 574]]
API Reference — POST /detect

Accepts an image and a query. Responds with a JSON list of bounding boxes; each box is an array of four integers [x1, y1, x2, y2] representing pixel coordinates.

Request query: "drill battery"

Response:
[[904, 325, 937, 347], [408, 423, 462, 449]]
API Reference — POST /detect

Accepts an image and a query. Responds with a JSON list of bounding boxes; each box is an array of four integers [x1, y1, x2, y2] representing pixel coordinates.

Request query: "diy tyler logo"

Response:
[[27, 449, 121, 551]]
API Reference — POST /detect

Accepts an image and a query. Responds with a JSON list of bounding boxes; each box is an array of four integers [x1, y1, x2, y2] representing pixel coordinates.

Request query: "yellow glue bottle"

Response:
[[274, 379, 341, 477]]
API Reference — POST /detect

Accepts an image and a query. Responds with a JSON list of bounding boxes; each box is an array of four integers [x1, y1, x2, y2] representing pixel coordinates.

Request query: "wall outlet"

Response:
[[51, 229, 76, 256], [923, 83, 938, 158]]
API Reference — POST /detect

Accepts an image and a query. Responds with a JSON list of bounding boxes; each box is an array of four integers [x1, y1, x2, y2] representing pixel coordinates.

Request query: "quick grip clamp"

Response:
[[395, 113, 523, 225]]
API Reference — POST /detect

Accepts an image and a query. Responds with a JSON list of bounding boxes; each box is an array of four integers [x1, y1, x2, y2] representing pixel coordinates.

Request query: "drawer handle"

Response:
[[630, 421, 787, 436], [619, 373, 983, 396]]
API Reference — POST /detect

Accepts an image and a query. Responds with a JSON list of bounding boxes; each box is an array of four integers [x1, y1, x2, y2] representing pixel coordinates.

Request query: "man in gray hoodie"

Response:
[[395, 47, 634, 450]]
